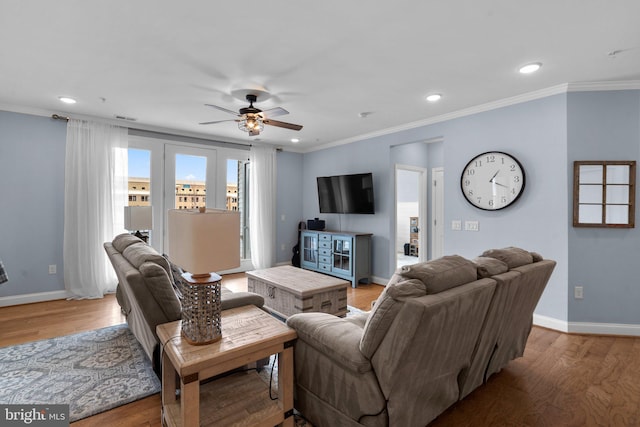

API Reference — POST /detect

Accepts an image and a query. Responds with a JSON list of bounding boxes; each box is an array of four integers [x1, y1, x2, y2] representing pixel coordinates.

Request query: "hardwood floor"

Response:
[[3, 274, 640, 426]]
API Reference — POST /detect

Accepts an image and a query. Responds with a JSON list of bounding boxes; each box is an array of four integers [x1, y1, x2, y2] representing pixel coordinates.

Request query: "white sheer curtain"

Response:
[[249, 145, 277, 269], [64, 119, 128, 298]]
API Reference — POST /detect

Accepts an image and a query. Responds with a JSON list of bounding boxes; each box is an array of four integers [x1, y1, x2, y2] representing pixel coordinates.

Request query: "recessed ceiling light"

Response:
[[519, 63, 542, 74], [58, 96, 77, 104], [426, 94, 442, 102], [291, 138, 300, 143]]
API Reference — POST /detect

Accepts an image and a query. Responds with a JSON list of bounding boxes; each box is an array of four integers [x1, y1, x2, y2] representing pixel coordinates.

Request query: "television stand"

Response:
[[299, 230, 372, 288]]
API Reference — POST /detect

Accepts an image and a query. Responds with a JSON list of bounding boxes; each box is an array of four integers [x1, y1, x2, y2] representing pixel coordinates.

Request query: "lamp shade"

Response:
[[168, 208, 240, 277], [124, 206, 152, 231]]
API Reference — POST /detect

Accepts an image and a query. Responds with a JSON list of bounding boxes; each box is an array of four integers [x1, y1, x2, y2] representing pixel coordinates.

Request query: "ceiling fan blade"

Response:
[[260, 107, 289, 118], [204, 103, 240, 116], [263, 119, 303, 131], [199, 119, 238, 125]]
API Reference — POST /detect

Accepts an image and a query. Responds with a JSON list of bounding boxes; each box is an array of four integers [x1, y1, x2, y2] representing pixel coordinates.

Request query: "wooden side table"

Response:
[[157, 305, 297, 427]]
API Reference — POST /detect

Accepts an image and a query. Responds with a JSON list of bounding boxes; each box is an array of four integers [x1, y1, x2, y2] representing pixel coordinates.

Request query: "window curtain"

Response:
[[64, 119, 128, 298], [249, 145, 276, 269]]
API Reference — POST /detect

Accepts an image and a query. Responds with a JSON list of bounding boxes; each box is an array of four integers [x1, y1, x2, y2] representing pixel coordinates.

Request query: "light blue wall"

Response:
[[567, 90, 640, 324], [441, 95, 569, 321], [301, 95, 569, 321], [4, 90, 639, 326], [275, 151, 304, 264], [0, 111, 67, 297]]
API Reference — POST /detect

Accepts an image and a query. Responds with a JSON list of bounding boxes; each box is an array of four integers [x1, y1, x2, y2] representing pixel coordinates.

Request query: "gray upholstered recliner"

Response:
[[104, 233, 264, 373], [286, 248, 556, 427]]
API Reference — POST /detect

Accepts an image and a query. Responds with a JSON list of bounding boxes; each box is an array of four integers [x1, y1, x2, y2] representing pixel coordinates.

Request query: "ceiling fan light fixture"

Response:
[[238, 116, 264, 133]]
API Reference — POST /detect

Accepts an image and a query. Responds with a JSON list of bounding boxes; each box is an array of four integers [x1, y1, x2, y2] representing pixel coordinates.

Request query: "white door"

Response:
[[431, 167, 444, 259]]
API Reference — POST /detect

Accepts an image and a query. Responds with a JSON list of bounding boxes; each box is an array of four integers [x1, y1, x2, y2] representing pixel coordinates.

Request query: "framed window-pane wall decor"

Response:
[[573, 160, 636, 228]]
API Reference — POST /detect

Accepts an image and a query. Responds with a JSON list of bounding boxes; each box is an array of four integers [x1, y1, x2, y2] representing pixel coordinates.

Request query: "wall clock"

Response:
[[460, 151, 525, 210]]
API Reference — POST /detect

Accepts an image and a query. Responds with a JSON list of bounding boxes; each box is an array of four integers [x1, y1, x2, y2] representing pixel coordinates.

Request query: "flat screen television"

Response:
[[317, 173, 375, 214]]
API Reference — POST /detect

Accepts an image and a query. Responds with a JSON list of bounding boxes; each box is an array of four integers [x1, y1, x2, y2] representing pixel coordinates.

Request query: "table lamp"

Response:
[[168, 207, 240, 344], [124, 206, 152, 242]]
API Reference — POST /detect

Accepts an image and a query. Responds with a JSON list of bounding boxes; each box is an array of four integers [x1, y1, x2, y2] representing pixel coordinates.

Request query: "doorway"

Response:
[[395, 165, 427, 269]]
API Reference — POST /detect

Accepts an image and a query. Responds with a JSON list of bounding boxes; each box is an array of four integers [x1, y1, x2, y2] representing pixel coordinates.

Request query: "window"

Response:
[[573, 160, 636, 228], [128, 148, 151, 208]]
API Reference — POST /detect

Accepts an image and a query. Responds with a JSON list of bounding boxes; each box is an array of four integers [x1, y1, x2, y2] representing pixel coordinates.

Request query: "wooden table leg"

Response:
[[162, 350, 177, 405], [181, 375, 199, 426], [279, 344, 295, 427]]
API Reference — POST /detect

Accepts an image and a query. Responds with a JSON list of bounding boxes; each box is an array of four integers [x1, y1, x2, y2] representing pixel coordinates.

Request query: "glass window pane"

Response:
[[606, 165, 629, 184], [128, 148, 151, 207], [175, 154, 206, 210], [579, 185, 602, 204], [606, 205, 629, 224], [579, 204, 602, 224], [579, 165, 603, 184], [606, 185, 629, 204], [227, 159, 239, 211]]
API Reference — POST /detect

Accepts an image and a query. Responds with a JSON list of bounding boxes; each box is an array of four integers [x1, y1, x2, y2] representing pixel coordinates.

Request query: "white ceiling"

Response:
[[2, 1, 640, 152]]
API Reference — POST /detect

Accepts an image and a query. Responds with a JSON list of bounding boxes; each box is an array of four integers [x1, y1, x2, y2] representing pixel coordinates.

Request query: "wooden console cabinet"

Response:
[[300, 230, 372, 288]]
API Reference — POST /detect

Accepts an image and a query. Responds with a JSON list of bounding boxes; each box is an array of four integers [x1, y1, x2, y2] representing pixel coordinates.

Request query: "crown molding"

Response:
[[304, 80, 640, 153], [566, 80, 640, 92]]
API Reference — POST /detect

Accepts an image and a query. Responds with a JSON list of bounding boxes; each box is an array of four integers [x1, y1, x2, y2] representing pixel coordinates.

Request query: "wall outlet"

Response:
[[451, 220, 462, 230], [465, 221, 479, 231], [48, 264, 57, 275], [281, 243, 286, 251], [574, 286, 584, 299]]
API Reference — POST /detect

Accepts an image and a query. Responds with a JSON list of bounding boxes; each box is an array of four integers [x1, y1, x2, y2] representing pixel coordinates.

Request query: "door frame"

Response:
[[431, 167, 444, 259], [394, 164, 428, 267]]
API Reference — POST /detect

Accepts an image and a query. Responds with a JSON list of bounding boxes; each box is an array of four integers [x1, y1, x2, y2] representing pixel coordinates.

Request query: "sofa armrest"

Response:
[[221, 291, 265, 310], [287, 312, 372, 374]]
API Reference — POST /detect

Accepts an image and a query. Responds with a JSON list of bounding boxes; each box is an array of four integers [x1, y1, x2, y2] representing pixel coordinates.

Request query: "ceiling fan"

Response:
[[200, 94, 303, 136]]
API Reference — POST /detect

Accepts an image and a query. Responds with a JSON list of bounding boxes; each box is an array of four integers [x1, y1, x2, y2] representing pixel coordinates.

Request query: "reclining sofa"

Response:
[[104, 233, 264, 373], [286, 247, 555, 427]]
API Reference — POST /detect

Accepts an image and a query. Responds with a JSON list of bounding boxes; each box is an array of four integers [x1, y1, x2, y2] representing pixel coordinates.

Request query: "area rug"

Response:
[[0, 324, 160, 422]]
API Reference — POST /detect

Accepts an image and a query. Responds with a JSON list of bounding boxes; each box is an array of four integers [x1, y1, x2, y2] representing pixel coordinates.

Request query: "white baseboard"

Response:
[[533, 314, 569, 332], [371, 276, 388, 286], [567, 321, 640, 337], [534, 313, 640, 337], [0, 290, 70, 307]]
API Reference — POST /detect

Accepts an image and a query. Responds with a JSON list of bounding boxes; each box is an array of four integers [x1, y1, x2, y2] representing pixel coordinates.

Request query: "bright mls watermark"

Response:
[[1, 405, 69, 426]]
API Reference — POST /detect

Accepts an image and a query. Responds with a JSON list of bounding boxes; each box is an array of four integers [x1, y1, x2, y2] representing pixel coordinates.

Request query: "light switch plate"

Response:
[[451, 220, 462, 230], [465, 221, 479, 231]]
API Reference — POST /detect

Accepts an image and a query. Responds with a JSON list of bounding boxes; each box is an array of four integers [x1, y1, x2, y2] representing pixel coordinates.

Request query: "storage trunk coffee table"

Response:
[[247, 265, 349, 319]]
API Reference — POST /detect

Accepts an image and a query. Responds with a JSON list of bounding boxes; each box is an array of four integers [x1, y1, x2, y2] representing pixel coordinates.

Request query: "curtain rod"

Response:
[[51, 114, 254, 151]]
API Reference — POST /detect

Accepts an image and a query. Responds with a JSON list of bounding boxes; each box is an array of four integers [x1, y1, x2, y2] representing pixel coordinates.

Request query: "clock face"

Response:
[[460, 151, 525, 210]]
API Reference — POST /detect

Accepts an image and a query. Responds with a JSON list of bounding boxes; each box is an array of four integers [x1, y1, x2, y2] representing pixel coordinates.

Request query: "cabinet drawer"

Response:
[[319, 241, 331, 249], [319, 255, 331, 264], [318, 263, 331, 272], [319, 233, 332, 241], [319, 248, 331, 256]]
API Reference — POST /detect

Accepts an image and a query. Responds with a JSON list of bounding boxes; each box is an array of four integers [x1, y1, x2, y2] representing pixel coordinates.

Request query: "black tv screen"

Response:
[[317, 173, 375, 214]]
